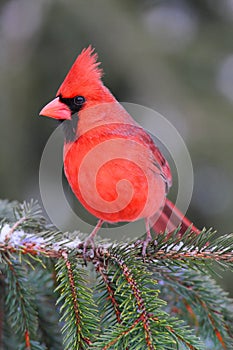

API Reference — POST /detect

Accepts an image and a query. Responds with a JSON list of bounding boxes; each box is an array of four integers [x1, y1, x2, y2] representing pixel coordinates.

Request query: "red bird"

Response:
[[40, 46, 199, 255]]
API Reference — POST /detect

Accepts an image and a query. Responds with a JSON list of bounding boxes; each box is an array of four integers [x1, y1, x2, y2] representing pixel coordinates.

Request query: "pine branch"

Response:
[[29, 267, 63, 350], [4, 256, 39, 349], [95, 261, 122, 324], [0, 199, 233, 349], [109, 248, 156, 349], [55, 252, 99, 350], [93, 244, 204, 349], [141, 228, 233, 273], [151, 266, 233, 349]]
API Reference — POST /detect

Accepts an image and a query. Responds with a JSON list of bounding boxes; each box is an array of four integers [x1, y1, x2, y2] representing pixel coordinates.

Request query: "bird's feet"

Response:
[[141, 219, 157, 258], [142, 232, 152, 257], [82, 235, 96, 261], [81, 219, 104, 263]]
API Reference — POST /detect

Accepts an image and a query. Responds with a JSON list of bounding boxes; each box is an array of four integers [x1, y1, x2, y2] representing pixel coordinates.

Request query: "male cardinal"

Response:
[[40, 46, 199, 255]]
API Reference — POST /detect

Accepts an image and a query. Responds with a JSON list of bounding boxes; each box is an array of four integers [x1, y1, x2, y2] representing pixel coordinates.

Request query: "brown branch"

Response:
[[102, 315, 143, 350], [95, 261, 122, 323], [24, 329, 31, 350], [109, 253, 154, 350], [1, 241, 232, 264], [157, 271, 228, 349], [202, 302, 227, 350], [7, 261, 32, 349], [61, 251, 91, 347], [164, 324, 199, 350], [151, 250, 233, 262]]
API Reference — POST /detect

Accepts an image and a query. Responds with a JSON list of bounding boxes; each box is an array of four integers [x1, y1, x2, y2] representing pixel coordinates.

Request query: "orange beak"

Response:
[[39, 97, 71, 120]]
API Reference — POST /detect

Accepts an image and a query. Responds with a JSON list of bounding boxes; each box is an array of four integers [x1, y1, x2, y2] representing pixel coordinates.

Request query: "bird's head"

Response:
[[39, 46, 114, 121]]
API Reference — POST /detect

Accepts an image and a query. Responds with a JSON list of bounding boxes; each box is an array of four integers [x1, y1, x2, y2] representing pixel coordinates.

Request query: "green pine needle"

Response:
[[55, 253, 99, 350], [0, 199, 233, 349]]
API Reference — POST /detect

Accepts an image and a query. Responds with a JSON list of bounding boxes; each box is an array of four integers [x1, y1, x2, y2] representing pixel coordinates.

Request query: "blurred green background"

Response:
[[0, 0, 233, 293]]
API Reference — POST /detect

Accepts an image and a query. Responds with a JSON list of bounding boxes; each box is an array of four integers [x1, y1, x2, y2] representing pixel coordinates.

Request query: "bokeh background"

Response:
[[0, 0, 233, 293]]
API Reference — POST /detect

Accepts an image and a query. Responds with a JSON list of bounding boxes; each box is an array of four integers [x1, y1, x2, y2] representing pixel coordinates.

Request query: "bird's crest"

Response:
[[57, 46, 103, 97]]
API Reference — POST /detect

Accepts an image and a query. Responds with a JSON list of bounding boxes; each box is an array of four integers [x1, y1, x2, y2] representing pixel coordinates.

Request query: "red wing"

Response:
[[133, 126, 172, 193], [101, 123, 172, 193]]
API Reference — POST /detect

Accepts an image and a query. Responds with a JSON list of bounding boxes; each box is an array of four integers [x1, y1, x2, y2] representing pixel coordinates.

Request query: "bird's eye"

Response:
[[74, 96, 85, 105]]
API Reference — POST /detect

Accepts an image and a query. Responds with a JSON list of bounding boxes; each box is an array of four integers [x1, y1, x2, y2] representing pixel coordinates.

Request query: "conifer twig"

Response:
[[4, 216, 27, 242]]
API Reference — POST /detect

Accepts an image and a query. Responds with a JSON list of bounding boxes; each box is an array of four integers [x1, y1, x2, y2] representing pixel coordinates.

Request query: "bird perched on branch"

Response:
[[40, 46, 199, 256]]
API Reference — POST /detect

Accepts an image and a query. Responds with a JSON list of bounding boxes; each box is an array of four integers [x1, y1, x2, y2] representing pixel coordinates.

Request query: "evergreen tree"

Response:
[[0, 199, 232, 349]]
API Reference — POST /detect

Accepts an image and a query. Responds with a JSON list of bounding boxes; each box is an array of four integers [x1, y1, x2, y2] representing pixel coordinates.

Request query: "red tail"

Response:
[[152, 198, 200, 236]]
